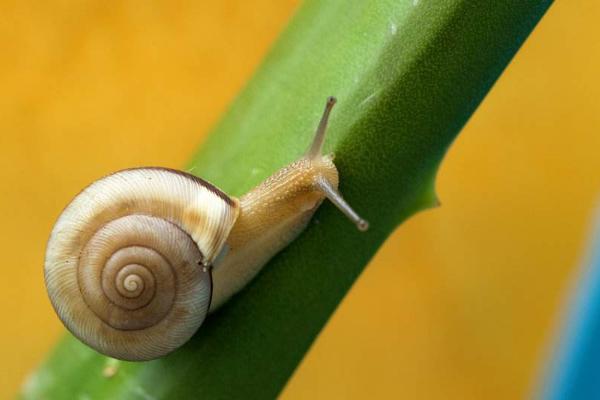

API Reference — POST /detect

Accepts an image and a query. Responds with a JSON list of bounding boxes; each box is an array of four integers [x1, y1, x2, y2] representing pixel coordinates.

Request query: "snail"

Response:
[[44, 97, 367, 361]]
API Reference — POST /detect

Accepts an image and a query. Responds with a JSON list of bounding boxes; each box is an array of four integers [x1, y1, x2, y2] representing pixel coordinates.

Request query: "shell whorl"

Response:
[[44, 168, 239, 361]]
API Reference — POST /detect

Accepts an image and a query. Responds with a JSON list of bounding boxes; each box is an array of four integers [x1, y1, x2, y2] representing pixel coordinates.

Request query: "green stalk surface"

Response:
[[22, 1, 552, 398]]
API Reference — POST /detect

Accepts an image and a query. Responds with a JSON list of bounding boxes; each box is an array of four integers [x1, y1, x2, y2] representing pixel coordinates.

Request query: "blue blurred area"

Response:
[[541, 211, 600, 399]]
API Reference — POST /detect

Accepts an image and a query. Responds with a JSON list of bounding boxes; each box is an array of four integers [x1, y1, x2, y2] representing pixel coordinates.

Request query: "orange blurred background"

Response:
[[1, 1, 599, 398]]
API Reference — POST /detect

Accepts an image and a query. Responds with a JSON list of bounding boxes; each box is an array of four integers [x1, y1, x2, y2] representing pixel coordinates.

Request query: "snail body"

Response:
[[45, 97, 367, 361]]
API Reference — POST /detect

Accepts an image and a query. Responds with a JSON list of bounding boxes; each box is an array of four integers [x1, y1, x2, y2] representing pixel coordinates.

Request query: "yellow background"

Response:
[[1, 1, 599, 398]]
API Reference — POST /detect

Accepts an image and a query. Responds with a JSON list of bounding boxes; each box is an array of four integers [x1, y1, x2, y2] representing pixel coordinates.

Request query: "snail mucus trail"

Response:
[[44, 96, 368, 361]]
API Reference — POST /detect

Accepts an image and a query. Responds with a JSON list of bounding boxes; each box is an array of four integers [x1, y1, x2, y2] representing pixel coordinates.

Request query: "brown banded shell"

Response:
[[44, 168, 239, 361]]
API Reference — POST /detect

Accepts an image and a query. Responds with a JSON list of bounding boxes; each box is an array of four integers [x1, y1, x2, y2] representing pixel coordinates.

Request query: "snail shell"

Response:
[[44, 167, 239, 361]]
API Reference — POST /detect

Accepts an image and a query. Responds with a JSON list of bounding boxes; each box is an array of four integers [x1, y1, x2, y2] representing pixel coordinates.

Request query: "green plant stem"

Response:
[[23, 1, 553, 399]]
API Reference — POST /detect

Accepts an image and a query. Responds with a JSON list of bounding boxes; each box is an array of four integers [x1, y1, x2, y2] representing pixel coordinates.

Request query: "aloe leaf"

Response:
[[23, 0, 553, 399]]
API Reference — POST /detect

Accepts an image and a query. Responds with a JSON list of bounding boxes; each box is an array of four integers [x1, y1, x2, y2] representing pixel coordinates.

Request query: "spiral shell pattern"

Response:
[[44, 168, 239, 361]]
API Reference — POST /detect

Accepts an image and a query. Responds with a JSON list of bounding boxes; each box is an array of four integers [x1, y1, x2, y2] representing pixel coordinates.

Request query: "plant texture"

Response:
[[23, 0, 553, 398]]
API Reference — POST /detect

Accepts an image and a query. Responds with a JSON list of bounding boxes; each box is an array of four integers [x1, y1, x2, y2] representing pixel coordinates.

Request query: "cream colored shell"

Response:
[[44, 168, 239, 361]]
